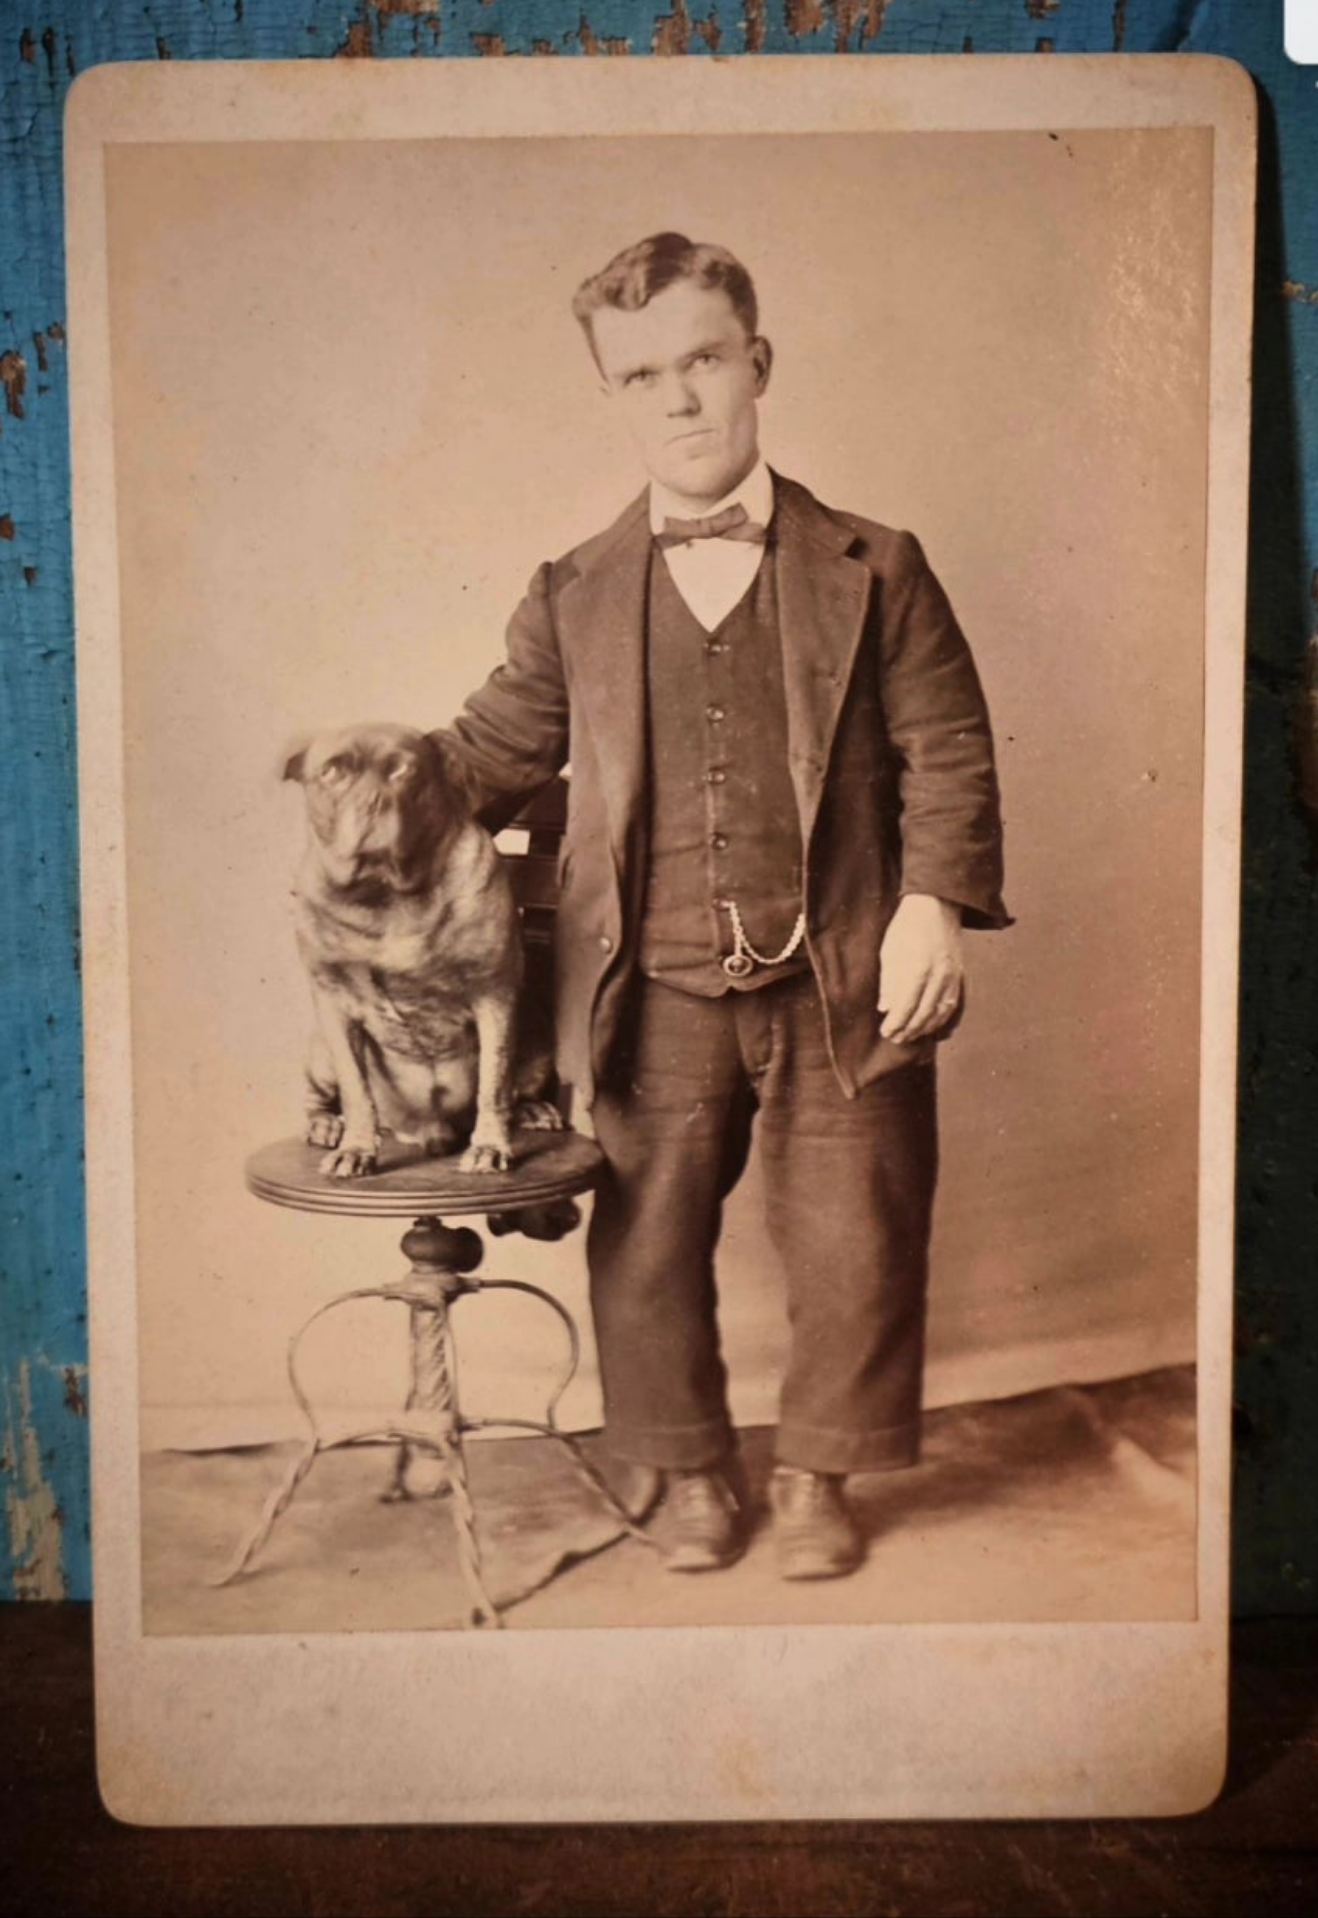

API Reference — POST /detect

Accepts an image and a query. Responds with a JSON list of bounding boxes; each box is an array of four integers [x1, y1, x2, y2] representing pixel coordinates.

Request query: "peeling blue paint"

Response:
[[2, 1361, 72, 1599], [1, 0, 1316, 1610]]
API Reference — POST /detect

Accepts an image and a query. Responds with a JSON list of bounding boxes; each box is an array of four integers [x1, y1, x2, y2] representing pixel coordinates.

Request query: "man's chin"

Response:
[[655, 457, 745, 509]]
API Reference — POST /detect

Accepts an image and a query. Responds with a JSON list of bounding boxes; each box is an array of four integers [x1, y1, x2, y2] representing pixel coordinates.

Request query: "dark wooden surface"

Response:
[[3, 1606, 1317, 1917]]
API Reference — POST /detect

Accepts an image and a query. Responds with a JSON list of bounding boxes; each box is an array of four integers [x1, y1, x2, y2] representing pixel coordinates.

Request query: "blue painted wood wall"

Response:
[[2, 0, 1314, 1612]]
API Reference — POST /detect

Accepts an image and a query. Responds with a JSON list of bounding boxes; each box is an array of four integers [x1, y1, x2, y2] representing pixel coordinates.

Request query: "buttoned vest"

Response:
[[638, 547, 808, 995]]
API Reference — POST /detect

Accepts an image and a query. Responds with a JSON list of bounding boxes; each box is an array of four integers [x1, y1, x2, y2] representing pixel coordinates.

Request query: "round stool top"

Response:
[[246, 1128, 605, 1219]]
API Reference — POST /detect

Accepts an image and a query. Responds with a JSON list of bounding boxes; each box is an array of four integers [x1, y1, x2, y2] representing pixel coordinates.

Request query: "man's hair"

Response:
[[571, 233, 759, 353]]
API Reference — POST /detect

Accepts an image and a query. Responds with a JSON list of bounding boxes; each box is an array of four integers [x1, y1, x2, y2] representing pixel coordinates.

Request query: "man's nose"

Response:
[[662, 370, 699, 415]]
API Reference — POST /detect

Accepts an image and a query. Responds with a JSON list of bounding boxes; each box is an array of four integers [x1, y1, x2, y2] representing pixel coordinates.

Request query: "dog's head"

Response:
[[283, 723, 468, 893]]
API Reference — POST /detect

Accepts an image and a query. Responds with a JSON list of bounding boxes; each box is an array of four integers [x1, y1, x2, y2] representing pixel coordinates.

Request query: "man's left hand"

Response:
[[878, 893, 965, 1044]]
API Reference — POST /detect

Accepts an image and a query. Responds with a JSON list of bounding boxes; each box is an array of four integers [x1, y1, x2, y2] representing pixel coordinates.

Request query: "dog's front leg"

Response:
[[312, 988, 380, 1177], [304, 1028, 344, 1150], [460, 988, 516, 1174]]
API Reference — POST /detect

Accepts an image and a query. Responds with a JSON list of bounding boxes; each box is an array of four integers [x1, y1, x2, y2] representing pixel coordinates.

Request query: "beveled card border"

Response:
[[67, 52, 1254, 1824]]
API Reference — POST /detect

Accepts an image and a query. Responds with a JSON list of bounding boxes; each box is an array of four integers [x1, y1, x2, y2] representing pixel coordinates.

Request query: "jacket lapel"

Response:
[[560, 475, 873, 860], [772, 473, 873, 848], [556, 490, 652, 855]]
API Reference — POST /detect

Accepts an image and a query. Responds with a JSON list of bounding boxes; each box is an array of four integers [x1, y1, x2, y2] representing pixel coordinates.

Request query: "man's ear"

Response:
[[752, 335, 773, 395]]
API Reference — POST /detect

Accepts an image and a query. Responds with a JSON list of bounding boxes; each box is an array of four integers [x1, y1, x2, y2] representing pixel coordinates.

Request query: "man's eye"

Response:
[[693, 353, 720, 369], [626, 370, 656, 388]]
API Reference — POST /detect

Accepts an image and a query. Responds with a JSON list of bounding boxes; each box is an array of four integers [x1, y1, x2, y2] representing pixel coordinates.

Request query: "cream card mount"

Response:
[[68, 54, 1254, 1824]]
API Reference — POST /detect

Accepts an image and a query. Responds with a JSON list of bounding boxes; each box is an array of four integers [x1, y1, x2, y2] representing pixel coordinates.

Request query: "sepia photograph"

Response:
[[70, 55, 1252, 1821]]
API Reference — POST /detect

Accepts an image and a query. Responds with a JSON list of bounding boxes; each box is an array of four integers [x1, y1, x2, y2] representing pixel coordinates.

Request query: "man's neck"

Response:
[[649, 458, 774, 530]]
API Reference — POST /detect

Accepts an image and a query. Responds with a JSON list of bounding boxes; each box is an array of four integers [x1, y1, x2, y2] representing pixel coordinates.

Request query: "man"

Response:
[[444, 233, 1008, 1580]]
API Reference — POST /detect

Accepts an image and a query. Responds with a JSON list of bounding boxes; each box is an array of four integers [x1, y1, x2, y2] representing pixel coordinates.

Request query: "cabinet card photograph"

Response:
[[70, 55, 1254, 1822]]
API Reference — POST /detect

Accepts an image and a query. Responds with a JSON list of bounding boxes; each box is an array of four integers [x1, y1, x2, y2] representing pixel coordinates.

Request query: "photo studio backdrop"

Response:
[[101, 128, 1212, 1448]]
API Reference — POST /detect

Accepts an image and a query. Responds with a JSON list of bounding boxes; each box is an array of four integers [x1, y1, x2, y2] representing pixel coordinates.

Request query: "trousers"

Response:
[[585, 971, 939, 1475]]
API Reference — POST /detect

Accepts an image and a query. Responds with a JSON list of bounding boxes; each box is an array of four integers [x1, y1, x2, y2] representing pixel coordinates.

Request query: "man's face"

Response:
[[590, 280, 771, 509]]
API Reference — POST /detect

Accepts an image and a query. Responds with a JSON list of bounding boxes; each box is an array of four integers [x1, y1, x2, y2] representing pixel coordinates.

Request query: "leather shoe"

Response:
[[650, 1468, 743, 1573], [606, 1459, 663, 1525], [770, 1466, 864, 1580]]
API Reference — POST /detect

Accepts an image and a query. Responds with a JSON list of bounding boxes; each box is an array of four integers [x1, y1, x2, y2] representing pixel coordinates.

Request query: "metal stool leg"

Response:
[[437, 1424, 499, 1630], [382, 1217, 500, 1628]]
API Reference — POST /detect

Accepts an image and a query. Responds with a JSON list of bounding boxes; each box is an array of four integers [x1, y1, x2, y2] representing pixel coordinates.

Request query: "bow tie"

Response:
[[655, 501, 771, 550]]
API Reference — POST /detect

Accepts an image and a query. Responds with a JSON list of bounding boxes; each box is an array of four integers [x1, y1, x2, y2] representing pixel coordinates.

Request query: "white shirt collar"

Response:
[[648, 458, 775, 536]]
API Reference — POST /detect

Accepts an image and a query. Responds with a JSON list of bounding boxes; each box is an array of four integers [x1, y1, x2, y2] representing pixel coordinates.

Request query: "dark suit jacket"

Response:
[[444, 472, 1009, 1107]]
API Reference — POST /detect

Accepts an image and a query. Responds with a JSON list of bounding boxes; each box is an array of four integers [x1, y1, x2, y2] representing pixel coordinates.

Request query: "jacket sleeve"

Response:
[[432, 562, 570, 829], [879, 534, 1011, 930]]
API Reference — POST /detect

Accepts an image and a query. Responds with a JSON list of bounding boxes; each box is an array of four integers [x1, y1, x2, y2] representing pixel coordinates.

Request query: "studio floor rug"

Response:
[[140, 1365, 1196, 1634]]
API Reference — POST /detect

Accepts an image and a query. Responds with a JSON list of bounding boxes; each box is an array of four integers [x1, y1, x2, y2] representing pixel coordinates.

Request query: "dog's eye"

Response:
[[384, 758, 414, 785], [320, 757, 351, 785]]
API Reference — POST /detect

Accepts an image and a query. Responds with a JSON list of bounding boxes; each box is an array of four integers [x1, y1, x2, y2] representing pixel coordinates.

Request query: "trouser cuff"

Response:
[[605, 1415, 737, 1473], [775, 1417, 921, 1475]]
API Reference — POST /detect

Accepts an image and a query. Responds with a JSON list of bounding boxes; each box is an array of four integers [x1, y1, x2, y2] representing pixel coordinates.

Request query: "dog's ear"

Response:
[[280, 737, 311, 784]]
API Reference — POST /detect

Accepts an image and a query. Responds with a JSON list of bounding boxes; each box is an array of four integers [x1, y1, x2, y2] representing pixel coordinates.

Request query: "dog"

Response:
[[283, 722, 561, 1179]]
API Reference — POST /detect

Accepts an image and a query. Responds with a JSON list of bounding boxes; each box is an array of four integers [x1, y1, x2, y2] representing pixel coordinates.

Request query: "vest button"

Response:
[[598, 934, 613, 954], [710, 833, 729, 851], [706, 705, 725, 723], [705, 767, 727, 785]]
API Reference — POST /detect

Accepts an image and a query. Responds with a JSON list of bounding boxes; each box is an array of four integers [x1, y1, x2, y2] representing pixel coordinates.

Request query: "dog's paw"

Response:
[[306, 1113, 344, 1150], [513, 1098, 565, 1133], [319, 1141, 379, 1179], [460, 1139, 513, 1175]]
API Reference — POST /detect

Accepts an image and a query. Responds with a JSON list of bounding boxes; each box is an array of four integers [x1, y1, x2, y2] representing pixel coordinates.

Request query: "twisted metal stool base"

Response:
[[216, 1214, 656, 1628]]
